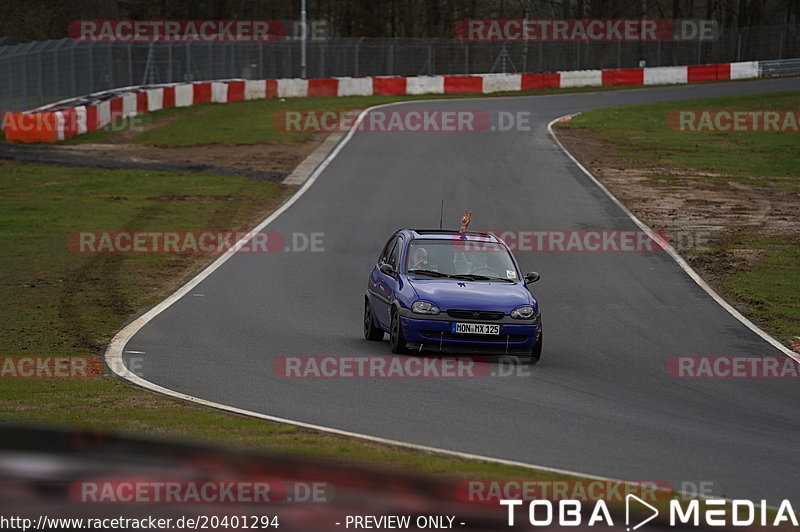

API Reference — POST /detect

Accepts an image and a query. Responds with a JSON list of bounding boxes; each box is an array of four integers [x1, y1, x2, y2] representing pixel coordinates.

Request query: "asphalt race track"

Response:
[[119, 78, 800, 504]]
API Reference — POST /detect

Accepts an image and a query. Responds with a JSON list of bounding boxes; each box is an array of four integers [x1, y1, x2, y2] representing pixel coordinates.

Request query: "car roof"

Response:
[[405, 229, 501, 242]]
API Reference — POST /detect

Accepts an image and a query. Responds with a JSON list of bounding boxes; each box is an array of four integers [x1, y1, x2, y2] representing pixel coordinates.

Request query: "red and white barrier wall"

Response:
[[2, 61, 759, 143]]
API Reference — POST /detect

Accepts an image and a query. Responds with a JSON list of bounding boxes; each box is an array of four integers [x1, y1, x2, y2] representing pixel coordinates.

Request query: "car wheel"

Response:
[[364, 298, 384, 341], [389, 308, 408, 354], [528, 331, 542, 366]]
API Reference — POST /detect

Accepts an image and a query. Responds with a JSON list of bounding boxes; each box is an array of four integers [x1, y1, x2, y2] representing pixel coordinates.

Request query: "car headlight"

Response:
[[511, 305, 536, 320], [412, 300, 440, 315]]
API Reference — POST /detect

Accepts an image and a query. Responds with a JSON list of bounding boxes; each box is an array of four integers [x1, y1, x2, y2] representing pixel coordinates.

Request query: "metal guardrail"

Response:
[[759, 58, 800, 77]]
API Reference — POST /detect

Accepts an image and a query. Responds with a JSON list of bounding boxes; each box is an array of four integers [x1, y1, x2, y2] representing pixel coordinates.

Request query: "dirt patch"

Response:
[[554, 125, 800, 288], [54, 134, 328, 175]]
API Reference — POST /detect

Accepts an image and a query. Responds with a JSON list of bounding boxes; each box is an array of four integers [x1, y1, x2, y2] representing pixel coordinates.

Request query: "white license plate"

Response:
[[451, 322, 500, 335]]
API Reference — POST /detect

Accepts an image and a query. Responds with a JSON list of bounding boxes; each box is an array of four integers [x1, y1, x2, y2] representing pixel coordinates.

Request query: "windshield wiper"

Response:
[[449, 274, 515, 283], [408, 269, 449, 278]]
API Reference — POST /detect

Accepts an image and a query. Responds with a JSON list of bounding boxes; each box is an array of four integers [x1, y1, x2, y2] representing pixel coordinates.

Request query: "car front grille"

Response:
[[421, 331, 528, 342], [446, 309, 505, 321]]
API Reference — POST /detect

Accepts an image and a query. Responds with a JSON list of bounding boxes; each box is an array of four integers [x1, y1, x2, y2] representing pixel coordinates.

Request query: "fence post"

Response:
[[106, 43, 112, 87], [87, 44, 94, 91], [8, 56, 13, 111], [287, 40, 292, 77], [538, 41, 543, 72], [428, 40, 434, 75], [355, 36, 364, 77], [258, 42, 263, 78], [50, 45, 60, 103], [22, 50, 28, 109], [319, 41, 325, 77], [656, 39, 661, 67], [38, 48, 44, 105], [167, 43, 173, 82], [70, 43, 77, 96], [127, 42, 133, 86], [522, 42, 528, 72], [185, 42, 191, 81]]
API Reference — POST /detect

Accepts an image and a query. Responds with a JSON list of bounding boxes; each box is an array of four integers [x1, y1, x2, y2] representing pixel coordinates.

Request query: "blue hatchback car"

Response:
[[364, 229, 542, 363]]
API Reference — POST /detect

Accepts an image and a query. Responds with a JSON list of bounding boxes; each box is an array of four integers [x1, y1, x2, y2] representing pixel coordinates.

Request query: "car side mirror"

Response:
[[379, 263, 397, 277], [524, 272, 540, 284]]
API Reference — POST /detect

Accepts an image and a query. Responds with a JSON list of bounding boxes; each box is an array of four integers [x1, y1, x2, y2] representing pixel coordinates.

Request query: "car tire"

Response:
[[364, 298, 384, 341], [528, 331, 542, 366], [389, 308, 408, 354]]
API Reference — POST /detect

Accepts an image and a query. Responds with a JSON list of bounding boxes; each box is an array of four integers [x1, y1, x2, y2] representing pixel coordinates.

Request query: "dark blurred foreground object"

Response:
[[0, 425, 685, 531], [0, 425, 507, 531]]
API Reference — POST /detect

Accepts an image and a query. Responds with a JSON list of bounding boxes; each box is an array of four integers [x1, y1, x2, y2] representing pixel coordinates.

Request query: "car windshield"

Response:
[[405, 238, 520, 281]]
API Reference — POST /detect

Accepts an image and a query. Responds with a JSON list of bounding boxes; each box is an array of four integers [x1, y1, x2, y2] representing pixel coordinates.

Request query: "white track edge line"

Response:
[[103, 101, 625, 485], [547, 114, 800, 364]]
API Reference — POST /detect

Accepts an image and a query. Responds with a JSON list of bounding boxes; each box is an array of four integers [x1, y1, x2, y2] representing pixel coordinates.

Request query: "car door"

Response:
[[373, 235, 403, 328]]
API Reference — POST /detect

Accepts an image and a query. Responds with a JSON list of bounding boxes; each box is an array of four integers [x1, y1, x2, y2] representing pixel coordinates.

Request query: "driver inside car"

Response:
[[469, 251, 499, 276], [410, 247, 430, 270]]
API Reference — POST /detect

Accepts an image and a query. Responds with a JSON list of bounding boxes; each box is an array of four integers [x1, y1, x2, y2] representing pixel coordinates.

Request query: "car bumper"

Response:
[[399, 315, 541, 355]]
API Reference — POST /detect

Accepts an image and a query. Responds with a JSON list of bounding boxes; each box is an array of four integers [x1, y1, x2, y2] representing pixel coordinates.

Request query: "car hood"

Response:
[[406, 277, 533, 312]]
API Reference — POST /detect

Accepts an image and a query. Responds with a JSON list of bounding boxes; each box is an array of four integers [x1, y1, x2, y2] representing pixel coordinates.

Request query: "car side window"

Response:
[[378, 236, 396, 264], [387, 236, 403, 270]]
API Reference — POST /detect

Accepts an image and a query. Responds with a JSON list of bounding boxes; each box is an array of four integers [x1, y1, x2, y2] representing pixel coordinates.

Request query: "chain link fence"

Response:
[[1, 24, 799, 112]]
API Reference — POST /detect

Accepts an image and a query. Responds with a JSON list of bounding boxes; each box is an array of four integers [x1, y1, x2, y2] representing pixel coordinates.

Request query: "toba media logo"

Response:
[[500, 497, 798, 529]]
